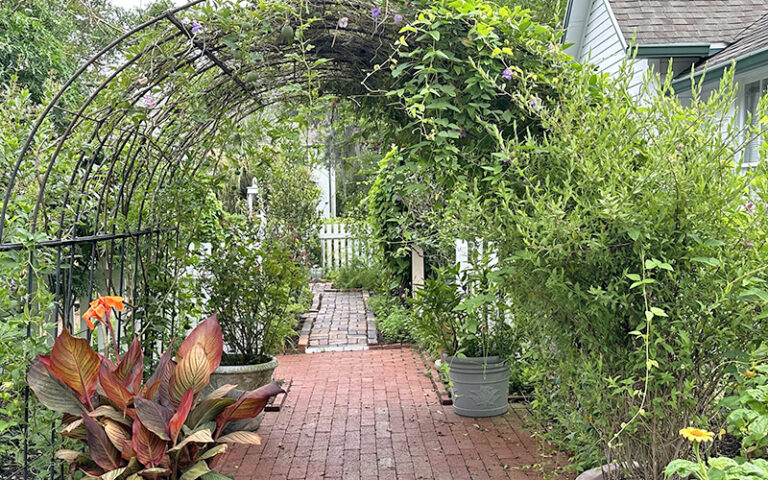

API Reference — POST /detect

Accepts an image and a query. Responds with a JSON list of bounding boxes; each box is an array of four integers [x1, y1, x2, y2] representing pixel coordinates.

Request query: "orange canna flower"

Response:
[[83, 295, 124, 330], [98, 296, 124, 312]]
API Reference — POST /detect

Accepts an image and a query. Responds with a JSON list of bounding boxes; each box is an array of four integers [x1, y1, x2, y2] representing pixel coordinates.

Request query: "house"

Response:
[[563, 0, 768, 167]]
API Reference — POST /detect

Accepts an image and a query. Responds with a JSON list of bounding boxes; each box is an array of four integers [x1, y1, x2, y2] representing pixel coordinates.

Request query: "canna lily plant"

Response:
[[28, 296, 283, 479]]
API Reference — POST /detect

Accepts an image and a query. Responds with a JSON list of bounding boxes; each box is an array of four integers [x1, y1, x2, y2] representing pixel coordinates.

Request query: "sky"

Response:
[[109, 0, 185, 10], [110, 0, 150, 9]]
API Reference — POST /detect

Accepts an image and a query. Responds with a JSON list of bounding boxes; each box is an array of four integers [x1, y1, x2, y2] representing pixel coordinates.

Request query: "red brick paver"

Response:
[[306, 284, 377, 352], [219, 348, 572, 479]]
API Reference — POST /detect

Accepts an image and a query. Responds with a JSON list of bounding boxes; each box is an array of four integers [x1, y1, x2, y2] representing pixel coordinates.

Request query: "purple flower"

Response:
[[144, 94, 156, 109], [530, 96, 542, 110], [191, 20, 202, 33], [338, 16, 349, 28], [371, 7, 381, 19], [394, 13, 404, 24], [459, 128, 466, 138], [746, 202, 756, 214], [502, 67, 513, 81]]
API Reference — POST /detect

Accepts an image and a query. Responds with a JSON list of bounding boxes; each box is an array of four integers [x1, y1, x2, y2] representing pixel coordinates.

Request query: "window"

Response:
[[743, 79, 768, 167]]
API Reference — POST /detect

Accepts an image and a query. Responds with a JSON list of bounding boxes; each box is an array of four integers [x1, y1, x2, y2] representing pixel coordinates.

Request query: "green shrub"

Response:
[[410, 262, 517, 359], [467, 69, 768, 478], [203, 216, 306, 364], [367, 294, 412, 343], [330, 258, 384, 291]]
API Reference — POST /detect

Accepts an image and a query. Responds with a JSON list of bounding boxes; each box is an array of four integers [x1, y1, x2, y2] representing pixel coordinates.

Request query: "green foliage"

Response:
[[367, 150, 414, 293], [0, 0, 128, 102], [466, 66, 768, 477], [666, 457, 768, 480], [28, 316, 282, 478], [666, 348, 768, 479], [719, 346, 768, 458], [329, 258, 384, 292], [203, 216, 305, 364], [411, 261, 516, 359], [365, 1, 768, 475], [366, 294, 412, 343]]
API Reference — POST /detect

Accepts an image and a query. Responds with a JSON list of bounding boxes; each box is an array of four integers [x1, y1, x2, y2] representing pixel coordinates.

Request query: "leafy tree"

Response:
[[0, 0, 128, 102]]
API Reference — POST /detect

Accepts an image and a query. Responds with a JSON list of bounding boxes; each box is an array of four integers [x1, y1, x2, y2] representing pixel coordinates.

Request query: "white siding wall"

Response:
[[577, 0, 647, 97]]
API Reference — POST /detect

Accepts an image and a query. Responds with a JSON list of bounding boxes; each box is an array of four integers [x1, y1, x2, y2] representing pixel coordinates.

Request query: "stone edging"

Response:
[[361, 291, 378, 346], [416, 347, 453, 405], [297, 292, 322, 353]]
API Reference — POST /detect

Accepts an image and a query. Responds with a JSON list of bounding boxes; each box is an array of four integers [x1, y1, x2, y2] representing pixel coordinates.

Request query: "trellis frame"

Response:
[[0, 0, 403, 477]]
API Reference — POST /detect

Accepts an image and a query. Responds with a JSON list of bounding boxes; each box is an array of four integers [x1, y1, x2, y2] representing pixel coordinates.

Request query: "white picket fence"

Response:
[[319, 221, 371, 270], [455, 238, 497, 279]]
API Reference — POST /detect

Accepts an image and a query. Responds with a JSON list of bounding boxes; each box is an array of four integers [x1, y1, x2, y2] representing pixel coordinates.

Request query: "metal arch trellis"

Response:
[[0, 0, 406, 477]]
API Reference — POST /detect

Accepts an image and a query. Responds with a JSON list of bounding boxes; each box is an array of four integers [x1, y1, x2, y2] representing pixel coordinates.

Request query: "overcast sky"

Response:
[[110, 0, 150, 9], [109, 0, 185, 10]]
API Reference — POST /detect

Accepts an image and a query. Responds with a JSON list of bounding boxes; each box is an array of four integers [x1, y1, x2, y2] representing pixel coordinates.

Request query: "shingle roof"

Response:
[[608, 0, 768, 45], [696, 11, 768, 70]]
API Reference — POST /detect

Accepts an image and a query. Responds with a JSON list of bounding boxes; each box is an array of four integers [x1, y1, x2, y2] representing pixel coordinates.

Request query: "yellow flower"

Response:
[[680, 427, 715, 443], [719, 429, 726, 440], [743, 370, 757, 378]]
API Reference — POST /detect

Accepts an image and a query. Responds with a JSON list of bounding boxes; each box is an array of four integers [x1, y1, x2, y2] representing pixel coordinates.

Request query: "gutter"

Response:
[[671, 44, 768, 93], [631, 43, 722, 58]]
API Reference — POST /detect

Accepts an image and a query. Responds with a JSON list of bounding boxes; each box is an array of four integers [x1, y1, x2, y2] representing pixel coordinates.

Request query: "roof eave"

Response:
[[632, 43, 723, 59], [671, 45, 768, 93]]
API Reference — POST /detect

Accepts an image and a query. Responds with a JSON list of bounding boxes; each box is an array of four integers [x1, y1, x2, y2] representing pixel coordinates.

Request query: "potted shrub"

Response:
[[203, 217, 304, 392], [411, 261, 517, 417], [28, 295, 282, 479]]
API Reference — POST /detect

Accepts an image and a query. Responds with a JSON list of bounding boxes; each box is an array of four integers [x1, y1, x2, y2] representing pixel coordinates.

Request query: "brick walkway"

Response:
[[219, 348, 573, 479], [304, 283, 377, 353]]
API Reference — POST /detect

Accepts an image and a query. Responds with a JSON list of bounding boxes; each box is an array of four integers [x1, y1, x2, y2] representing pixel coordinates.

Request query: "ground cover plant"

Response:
[[665, 344, 768, 479], [366, 294, 412, 343]]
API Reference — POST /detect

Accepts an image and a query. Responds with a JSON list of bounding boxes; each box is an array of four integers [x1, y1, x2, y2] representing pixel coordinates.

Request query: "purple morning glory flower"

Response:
[[191, 20, 202, 33], [338, 16, 349, 28], [530, 96, 542, 110], [502, 67, 513, 81], [371, 7, 381, 19], [144, 94, 156, 109], [394, 13, 404, 24]]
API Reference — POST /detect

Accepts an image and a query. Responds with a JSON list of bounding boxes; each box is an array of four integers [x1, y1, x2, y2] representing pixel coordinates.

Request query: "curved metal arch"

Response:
[[2, 2, 399, 251], [0, 1, 207, 239]]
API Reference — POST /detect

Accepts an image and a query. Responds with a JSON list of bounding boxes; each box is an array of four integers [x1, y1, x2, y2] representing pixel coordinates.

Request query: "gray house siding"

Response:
[[574, 0, 648, 96]]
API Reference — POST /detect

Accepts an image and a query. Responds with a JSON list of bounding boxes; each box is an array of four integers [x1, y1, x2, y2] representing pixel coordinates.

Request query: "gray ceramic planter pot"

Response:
[[208, 356, 278, 392], [443, 354, 510, 417], [576, 462, 641, 480]]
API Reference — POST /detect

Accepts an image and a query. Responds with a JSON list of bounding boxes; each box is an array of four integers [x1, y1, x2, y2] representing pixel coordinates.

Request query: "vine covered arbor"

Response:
[[0, 0, 571, 477]]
